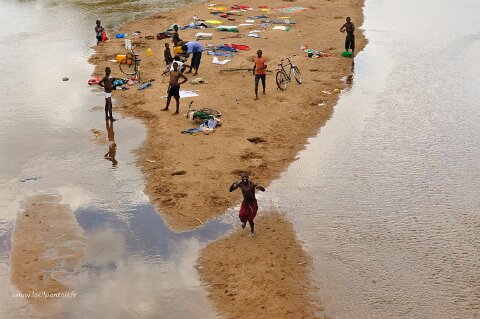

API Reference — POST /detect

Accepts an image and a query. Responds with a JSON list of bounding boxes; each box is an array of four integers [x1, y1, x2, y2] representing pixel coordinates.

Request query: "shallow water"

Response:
[[265, 0, 480, 318], [0, 0, 232, 318]]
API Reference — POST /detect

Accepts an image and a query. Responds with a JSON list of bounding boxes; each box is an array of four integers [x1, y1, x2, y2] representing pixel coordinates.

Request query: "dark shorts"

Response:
[[345, 33, 355, 50], [255, 74, 266, 86], [191, 52, 202, 69], [96, 35, 103, 42], [168, 85, 180, 98]]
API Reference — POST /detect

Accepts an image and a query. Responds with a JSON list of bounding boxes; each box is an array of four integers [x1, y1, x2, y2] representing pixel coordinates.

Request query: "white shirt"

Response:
[[170, 61, 184, 71]]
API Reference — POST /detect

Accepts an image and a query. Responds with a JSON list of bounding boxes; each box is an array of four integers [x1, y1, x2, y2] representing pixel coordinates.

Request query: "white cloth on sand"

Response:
[[212, 57, 231, 65], [161, 90, 199, 99]]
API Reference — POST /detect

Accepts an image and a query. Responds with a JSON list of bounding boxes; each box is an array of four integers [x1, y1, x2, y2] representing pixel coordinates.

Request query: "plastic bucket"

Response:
[[116, 55, 133, 65], [173, 46, 183, 55], [342, 51, 353, 57]]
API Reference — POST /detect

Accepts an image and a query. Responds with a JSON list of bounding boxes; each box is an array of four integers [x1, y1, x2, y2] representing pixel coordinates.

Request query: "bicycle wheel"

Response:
[[276, 70, 288, 91], [292, 66, 302, 84], [199, 108, 222, 117], [120, 59, 136, 76]]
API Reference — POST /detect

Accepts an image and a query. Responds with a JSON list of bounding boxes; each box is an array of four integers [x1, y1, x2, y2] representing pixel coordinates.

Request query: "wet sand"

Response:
[[10, 195, 86, 304], [91, 0, 365, 231], [198, 212, 323, 319]]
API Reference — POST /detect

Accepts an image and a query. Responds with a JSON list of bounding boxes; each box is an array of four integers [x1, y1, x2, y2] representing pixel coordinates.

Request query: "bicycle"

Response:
[[120, 46, 141, 81], [275, 55, 302, 91], [186, 101, 222, 120]]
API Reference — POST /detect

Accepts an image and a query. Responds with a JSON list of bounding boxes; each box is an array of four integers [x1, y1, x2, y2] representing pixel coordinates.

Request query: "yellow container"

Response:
[[116, 54, 133, 64], [173, 46, 183, 55], [146, 48, 153, 57]]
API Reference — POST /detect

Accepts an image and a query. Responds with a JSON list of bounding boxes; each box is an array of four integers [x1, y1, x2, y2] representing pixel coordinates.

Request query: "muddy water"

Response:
[[265, 1, 480, 318], [0, 0, 232, 318]]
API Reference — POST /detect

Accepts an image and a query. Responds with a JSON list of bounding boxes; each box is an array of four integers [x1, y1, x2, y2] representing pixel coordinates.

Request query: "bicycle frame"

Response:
[[120, 46, 141, 80], [278, 57, 296, 81]]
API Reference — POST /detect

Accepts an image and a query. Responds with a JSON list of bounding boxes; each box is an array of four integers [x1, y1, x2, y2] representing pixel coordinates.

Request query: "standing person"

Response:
[[98, 67, 115, 121], [164, 43, 174, 65], [162, 62, 188, 114], [229, 173, 265, 237], [181, 41, 203, 76], [252, 49, 267, 100], [172, 25, 182, 47], [95, 20, 104, 44], [340, 17, 355, 55]]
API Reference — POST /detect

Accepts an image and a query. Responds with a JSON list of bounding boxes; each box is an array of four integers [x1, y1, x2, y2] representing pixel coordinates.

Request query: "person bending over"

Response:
[[181, 41, 203, 76]]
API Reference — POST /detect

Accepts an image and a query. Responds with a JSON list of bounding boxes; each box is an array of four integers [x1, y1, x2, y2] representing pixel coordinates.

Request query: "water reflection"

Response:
[[0, 0, 228, 317], [104, 120, 118, 168], [266, 1, 480, 318]]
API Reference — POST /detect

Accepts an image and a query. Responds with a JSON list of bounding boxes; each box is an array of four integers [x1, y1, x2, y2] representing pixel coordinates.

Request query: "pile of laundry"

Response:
[[182, 117, 221, 135], [206, 43, 250, 58], [304, 49, 331, 58]]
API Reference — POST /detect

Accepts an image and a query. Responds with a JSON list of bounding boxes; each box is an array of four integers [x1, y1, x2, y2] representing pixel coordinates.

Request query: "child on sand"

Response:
[[164, 43, 173, 65], [172, 25, 182, 47], [253, 50, 267, 100]]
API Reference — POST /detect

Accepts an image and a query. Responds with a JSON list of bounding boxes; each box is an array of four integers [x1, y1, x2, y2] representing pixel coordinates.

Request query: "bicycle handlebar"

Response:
[[278, 55, 297, 66], [280, 55, 297, 62]]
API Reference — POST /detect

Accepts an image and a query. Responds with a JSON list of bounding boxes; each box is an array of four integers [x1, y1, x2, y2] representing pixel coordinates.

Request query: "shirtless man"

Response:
[[161, 62, 188, 114], [340, 17, 355, 55], [229, 173, 265, 237], [98, 67, 115, 121]]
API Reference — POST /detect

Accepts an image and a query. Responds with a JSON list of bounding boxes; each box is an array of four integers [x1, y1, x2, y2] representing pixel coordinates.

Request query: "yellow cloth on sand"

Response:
[[205, 20, 223, 24], [209, 7, 228, 11]]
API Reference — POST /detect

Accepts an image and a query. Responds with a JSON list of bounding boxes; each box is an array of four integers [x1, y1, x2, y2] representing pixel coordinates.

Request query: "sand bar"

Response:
[[91, 0, 365, 231]]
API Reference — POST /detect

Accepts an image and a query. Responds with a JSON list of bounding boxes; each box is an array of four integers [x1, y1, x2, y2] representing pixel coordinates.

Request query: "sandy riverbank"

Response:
[[90, 0, 365, 231], [10, 194, 86, 304], [198, 212, 324, 319]]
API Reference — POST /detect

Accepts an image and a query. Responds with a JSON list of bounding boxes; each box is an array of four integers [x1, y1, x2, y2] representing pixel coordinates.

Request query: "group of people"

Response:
[[94, 16, 356, 236]]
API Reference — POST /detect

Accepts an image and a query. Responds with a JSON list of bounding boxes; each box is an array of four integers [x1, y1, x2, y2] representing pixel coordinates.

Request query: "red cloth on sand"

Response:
[[239, 200, 258, 223]]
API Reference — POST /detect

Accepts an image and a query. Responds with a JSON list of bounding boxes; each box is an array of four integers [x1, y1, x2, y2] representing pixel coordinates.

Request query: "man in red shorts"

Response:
[[229, 173, 265, 237]]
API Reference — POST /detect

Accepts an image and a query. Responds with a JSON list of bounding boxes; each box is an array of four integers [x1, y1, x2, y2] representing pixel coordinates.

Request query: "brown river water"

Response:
[[0, 0, 479, 318]]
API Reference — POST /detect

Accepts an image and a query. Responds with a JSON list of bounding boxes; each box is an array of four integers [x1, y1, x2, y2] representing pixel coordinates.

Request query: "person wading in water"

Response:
[[98, 67, 115, 121]]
